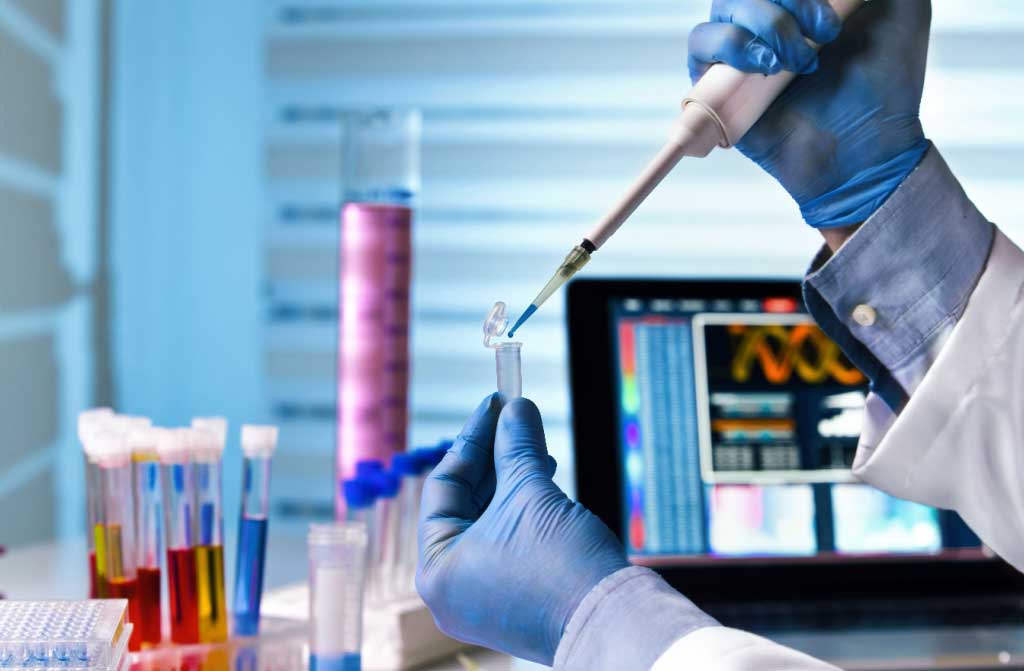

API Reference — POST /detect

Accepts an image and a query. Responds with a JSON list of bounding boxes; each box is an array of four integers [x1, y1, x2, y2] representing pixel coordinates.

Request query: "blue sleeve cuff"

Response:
[[803, 144, 994, 408], [552, 566, 717, 671]]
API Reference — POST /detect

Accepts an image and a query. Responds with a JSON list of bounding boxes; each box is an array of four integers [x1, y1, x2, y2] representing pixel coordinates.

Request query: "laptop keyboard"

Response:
[[706, 595, 1024, 631]]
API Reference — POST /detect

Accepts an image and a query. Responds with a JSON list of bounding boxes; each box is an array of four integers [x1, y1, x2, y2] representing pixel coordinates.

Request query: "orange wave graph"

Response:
[[727, 324, 864, 386]]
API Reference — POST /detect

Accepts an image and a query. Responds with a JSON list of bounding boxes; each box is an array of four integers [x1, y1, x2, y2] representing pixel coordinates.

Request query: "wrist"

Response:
[[800, 139, 929, 229], [821, 223, 861, 253], [553, 566, 717, 671]]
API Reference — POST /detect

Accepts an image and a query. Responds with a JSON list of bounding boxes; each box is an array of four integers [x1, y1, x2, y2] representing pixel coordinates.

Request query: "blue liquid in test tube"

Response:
[[233, 425, 279, 636]]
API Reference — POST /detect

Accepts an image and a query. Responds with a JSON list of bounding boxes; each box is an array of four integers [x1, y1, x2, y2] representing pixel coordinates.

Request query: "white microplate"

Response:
[[0, 600, 131, 670]]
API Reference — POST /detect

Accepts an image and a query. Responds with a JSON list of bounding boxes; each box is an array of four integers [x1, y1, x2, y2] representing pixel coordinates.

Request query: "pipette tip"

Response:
[[507, 304, 537, 338]]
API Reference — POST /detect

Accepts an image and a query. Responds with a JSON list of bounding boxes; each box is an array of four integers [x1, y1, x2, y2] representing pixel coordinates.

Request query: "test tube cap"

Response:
[[83, 430, 131, 466], [355, 459, 384, 478], [191, 416, 228, 448], [428, 441, 453, 467], [187, 426, 224, 460], [126, 425, 160, 461], [77, 407, 114, 443], [342, 478, 378, 510], [370, 469, 400, 498], [155, 428, 189, 464], [391, 452, 419, 477], [241, 424, 279, 458]]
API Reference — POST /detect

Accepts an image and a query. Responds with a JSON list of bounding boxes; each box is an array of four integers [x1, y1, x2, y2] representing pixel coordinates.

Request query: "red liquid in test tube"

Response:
[[167, 546, 200, 643]]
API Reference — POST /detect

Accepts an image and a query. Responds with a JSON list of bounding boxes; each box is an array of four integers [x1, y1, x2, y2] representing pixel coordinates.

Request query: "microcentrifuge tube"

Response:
[[484, 302, 523, 402]]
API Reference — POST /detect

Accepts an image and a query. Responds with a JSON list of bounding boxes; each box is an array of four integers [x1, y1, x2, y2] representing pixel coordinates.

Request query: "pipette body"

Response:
[[509, 0, 865, 336]]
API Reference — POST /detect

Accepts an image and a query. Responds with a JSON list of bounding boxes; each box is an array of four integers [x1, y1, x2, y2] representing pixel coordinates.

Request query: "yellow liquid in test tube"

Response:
[[95, 523, 126, 594], [195, 544, 228, 642], [93, 524, 110, 597]]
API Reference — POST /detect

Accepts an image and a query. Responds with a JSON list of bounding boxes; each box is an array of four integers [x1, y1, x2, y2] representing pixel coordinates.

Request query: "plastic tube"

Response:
[[78, 407, 113, 599], [233, 424, 279, 637], [495, 343, 523, 402], [88, 430, 141, 652], [342, 478, 378, 602], [128, 426, 162, 647], [308, 522, 369, 671], [483, 302, 523, 402], [392, 453, 421, 597], [158, 428, 199, 645], [369, 470, 400, 602], [188, 422, 228, 643]]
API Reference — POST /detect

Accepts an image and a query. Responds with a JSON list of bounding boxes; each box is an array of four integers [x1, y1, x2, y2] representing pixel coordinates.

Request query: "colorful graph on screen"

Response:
[[727, 324, 865, 386]]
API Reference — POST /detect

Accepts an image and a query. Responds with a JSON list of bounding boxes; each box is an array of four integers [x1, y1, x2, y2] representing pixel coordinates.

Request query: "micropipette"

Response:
[[507, 0, 866, 337]]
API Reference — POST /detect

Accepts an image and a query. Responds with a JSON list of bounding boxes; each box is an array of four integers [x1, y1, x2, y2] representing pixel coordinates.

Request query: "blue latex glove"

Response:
[[416, 394, 630, 664], [688, 0, 931, 228]]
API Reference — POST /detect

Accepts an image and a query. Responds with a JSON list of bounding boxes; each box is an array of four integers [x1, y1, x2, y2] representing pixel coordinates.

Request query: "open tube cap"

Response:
[[241, 424, 279, 458]]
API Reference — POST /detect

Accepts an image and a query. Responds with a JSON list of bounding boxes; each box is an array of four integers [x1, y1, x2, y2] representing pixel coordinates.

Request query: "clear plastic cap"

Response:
[[107, 414, 151, 436], [241, 424, 279, 458], [126, 426, 161, 460], [155, 428, 190, 464], [77, 407, 114, 444], [308, 521, 368, 549], [483, 302, 509, 349], [191, 417, 228, 448], [187, 427, 224, 461], [84, 430, 132, 467]]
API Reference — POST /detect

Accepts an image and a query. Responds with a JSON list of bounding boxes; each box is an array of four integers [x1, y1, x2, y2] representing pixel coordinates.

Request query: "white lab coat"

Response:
[[653, 229, 1024, 670]]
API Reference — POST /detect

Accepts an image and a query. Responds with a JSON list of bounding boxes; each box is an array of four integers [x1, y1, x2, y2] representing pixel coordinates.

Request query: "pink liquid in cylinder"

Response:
[[337, 202, 412, 517]]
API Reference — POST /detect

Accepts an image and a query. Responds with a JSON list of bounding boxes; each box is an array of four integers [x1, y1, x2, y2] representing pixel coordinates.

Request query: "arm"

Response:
[[417, 395, 843, 670], [694, 0, 1024, 571]]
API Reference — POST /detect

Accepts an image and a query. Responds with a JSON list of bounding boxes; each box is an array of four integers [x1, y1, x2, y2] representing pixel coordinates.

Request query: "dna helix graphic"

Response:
[[727, 324, 865, 386]]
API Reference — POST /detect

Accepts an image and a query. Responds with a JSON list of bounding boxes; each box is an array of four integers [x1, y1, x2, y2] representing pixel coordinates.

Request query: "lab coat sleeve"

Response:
[[553, 566, 839, 671], [853, 228, 1024, 571]]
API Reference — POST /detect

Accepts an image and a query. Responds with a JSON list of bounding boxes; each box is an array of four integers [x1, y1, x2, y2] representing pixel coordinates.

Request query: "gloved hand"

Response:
[[688, 0, 931, 228], [416, 394, 631, 665]]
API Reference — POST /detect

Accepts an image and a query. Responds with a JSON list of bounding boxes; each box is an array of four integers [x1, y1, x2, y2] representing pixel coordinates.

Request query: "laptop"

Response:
[[567, 278, 1024, 670]]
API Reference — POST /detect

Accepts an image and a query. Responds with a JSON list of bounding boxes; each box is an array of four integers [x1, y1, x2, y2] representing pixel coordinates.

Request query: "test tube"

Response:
[[78, 407, 113, 598], [89, 429, 142, 652], [158, 428, 199, 645], [233, 424, 279, 637], [308, 522, 369, 671], [127, 425, 162, 647], [392, 453, 421, 597], [368, 469, 400, 602], [189, 421, 228, 643], [495, 342, 523, 401], [342, 478, 378, 602]]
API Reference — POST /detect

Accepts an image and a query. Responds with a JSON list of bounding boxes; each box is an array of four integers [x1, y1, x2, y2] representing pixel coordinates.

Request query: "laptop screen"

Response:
[[609, 292, 984, 564]]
